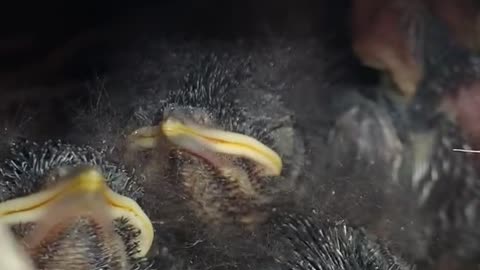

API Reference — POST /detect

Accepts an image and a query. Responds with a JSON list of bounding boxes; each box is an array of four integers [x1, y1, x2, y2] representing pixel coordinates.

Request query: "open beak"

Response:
[[128, 118, 283, 176], [0, 166, 154, 258]]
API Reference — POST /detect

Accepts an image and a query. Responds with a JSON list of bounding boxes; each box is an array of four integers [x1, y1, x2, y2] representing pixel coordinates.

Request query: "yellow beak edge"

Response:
[[129, 118, 283, 176], [0, 168, 154, 258]]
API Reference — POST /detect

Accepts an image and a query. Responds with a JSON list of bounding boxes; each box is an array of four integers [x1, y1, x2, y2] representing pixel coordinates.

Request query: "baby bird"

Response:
[[0, 139, 155, 270], [350, 2, 480, 267], [315, 80, 480, 270], [70, 40, 324, 230]]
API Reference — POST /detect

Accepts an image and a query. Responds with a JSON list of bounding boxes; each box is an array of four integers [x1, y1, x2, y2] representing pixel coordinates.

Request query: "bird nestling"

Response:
[[317, 80, 480, 270], [351, 6, 480, 266], [0, 139, 155, 270], [71, 40, 311, 229]]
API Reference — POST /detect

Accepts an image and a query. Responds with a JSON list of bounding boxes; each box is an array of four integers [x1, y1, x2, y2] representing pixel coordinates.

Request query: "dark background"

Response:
[[0, 0, 352, 87], [0, 0, 357, 138]]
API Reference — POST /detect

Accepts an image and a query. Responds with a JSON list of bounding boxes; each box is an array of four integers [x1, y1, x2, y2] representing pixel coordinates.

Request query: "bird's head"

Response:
[[127, 52, 305, 226], [0, 140, 154, 269]]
